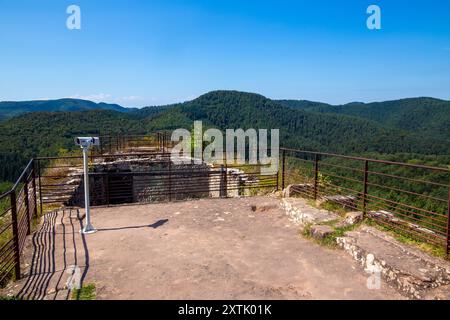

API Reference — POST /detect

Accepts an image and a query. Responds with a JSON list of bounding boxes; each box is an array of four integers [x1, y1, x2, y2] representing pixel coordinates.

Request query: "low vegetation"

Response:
[[302, 221, 361, 248], [364, 219, 448, 260], [71, 283, 96, 300]]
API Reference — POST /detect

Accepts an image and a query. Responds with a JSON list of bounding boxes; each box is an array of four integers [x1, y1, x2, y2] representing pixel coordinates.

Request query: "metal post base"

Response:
[[80, 223, 97, 234]]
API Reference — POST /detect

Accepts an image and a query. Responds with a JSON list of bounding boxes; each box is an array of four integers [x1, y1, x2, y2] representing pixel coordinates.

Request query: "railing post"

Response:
[[10, 191, 21, 280], [281, 149, 286, 190], [157, 132, 160, 151], [167, 132, 170, 150], [166, 132, 169, 150], [446, 186, 450, 256], [105, 175, 110, 207], [163, 132, 166, 153], [32, 161, 38, 219], [168, 159, 172, 202], [37, 159, 43, 216], [362, 160, 369, 216], [224, 160, 228, 197], [313, 154, 319, 200], [23, 177, 31, 235], [276, 162, 280, 191], [220, 165, 225, 198]]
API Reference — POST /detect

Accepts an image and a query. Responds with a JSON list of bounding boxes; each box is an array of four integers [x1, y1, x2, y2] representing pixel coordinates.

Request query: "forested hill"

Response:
[[0, 98, 132, 121], [149, 91, 450, 155], [276, 97, 450, 141], [1, 90, 449, 182]]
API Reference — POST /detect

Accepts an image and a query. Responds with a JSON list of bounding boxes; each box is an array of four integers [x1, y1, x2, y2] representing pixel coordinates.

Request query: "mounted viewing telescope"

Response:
[[75, 137, 100, 234], [75, 137, 100, 148]]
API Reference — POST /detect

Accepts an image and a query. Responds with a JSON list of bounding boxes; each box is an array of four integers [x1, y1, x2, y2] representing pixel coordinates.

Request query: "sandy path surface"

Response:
[[6, 196, 403, 300]]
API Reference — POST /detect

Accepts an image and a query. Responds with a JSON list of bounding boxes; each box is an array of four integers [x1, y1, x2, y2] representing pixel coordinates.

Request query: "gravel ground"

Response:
[[4, 196, 403, 300]]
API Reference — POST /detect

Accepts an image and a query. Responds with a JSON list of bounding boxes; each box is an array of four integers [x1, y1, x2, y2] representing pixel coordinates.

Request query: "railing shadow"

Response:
[[16, 208, 89, 300]]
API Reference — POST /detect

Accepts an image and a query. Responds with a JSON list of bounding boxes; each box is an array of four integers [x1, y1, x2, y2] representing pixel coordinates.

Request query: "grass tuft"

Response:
[[301, 221, 361, 248], [0, 295, 22, 300], [71, 283, 96, 300], [364, 219, 448, 260]]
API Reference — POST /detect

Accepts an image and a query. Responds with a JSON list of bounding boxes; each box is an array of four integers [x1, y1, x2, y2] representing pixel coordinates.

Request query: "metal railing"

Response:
[[95, 132, 172, 155], [281, 148, 450, 254], [35, 151, 278, 208], [2, 138, 450, 286], [0, 132, 171, 285], [0, 160, 38, 285]]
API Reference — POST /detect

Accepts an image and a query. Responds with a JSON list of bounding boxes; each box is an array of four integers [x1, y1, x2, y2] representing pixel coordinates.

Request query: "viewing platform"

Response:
[[1, 133, 449, 299]]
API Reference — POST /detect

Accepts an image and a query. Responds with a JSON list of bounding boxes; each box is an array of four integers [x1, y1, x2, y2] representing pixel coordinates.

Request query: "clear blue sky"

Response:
[[0, 0, 449, 107]]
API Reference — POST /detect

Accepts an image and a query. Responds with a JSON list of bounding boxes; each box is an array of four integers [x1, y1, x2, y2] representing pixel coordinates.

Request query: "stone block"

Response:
[[310, 225, 334, 239], [343, 211, 364, 225]]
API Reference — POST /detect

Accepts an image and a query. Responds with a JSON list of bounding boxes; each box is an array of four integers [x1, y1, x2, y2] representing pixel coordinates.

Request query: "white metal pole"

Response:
[[81, 146, 96, 234]]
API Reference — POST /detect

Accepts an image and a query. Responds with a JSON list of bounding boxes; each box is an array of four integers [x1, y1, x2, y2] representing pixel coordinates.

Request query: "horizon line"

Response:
[[1, 90, 450, 109]]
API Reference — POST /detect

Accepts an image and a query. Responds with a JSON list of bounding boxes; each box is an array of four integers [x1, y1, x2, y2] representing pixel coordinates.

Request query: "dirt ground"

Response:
[[6, 196, 403, 300]]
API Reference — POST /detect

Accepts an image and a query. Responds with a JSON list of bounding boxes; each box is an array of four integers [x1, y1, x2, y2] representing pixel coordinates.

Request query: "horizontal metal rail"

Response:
[[280, 147, 450, 255], [0, 158, 37, 285]]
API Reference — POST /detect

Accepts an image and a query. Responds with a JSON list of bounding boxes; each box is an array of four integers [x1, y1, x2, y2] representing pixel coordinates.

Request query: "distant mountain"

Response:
[[0, 98, 132, 120], [157, 91, 449, 154], [1, 91, 449, 182], [276, 97, 450, 141]]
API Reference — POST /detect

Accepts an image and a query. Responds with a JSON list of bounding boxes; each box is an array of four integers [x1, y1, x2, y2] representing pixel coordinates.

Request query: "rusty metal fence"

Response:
[[0, 133, 170, 285], [0, 160, 38, 285], [35, 152, 278, 208], [96, 132, 172, 155], [2, 139, 450, 286], [281, 148, 450, 254]]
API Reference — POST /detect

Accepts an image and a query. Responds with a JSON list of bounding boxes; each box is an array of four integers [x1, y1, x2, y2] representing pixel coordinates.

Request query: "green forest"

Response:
[[0, 90, 449, 185], [277, 97, 450, 141]]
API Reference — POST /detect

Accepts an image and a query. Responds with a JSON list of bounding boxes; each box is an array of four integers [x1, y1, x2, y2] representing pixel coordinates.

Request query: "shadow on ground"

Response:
[[16, 209, 89, 300], [14, 212, 169, 300]]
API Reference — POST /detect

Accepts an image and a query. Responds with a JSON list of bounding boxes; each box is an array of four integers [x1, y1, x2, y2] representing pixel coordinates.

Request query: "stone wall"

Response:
[[67, 155, 256, 206]]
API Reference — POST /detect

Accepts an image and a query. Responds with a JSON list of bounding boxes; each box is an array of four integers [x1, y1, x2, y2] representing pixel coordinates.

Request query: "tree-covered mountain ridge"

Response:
[[0, 90, 449, 182], [3, 93, 449, 141], [276, 97, 450, 140], [0, 98, 133, 121]]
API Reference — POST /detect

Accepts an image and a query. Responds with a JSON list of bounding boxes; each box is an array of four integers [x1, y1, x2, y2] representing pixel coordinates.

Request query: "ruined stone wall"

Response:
[[67, 156, 256, 207]]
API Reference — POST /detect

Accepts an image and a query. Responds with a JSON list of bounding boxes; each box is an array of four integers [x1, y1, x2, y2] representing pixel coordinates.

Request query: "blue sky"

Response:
[[0, 0, 449, 107]]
